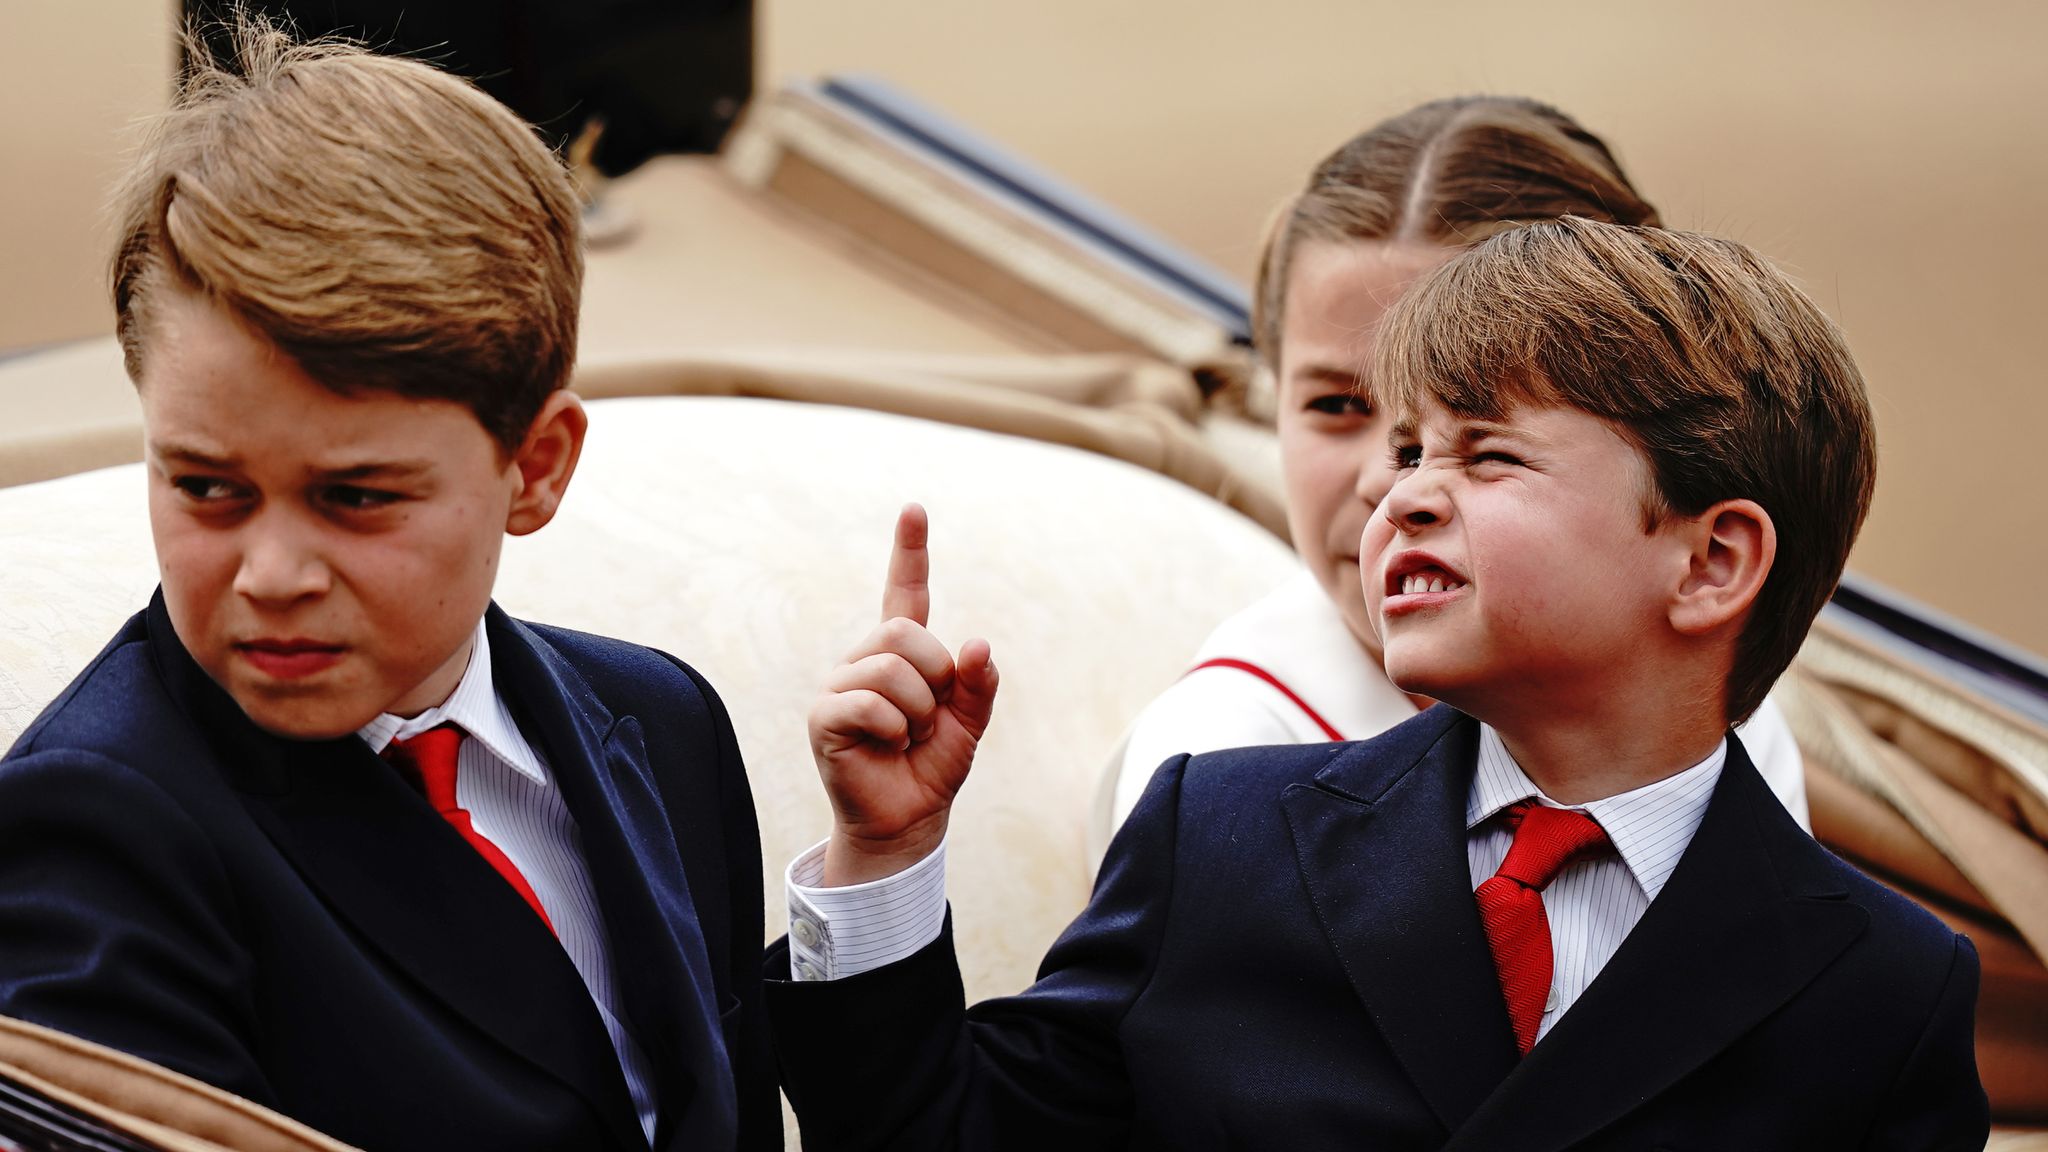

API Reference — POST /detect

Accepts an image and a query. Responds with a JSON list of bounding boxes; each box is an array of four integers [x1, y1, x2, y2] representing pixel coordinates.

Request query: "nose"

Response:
[[232, 513, 331, 606], [1378, 464, 1449, 534]]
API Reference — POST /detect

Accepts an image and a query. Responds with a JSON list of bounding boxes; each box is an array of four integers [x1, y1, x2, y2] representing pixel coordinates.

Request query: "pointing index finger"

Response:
[[881, 502, 931, 626]]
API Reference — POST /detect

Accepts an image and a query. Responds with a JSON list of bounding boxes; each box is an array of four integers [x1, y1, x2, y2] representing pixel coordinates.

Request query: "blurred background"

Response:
[[3, 0, 2043, 657]]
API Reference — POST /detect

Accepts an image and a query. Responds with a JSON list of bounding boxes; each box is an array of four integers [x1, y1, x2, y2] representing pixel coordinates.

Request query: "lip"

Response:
[[235, 638, 346, 680], [1379, 549, 1470, 618]]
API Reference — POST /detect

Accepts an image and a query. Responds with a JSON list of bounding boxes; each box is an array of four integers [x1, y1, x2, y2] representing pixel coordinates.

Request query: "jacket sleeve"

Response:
[[0, 748, 271, 1105], [1862, 932, 1990, 1151], [766, 754, 1193, 1152]]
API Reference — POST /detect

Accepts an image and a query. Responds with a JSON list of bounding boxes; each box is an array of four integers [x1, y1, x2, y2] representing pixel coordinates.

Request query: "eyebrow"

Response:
[[1453, 421, 1524, 445], [150, 443, 236, 470], [148, 444, 435, 481], [317, 461, 436, 483], [1292, 363, 1367, 387], [1387, 417, 1538, 446]]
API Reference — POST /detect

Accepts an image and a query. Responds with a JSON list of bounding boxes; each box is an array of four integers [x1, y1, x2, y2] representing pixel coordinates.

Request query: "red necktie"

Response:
[[1474, 801, 1611, 1056], [383, 725, 556, 936]]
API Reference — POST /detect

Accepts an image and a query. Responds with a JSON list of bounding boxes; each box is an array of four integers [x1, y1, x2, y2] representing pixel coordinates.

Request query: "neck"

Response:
[[387, 632, 477, 719], [1476, 661, 1729, 805], [1493, 718, 1725, 805]]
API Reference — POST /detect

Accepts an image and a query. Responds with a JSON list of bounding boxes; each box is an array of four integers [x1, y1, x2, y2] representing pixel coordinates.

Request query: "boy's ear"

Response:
[[504, 390, 587, 537], [1668, 498, 1775, 637]]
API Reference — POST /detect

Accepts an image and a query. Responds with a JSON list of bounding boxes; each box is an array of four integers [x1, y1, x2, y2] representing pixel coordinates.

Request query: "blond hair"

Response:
[[1253, 96, 1659, 368], [112, 11, 583, 452], [1373, 217, 1877, 723]]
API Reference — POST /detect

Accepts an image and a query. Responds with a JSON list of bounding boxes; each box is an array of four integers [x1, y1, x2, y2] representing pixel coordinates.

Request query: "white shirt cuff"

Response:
[[785, 836, 948, 981]]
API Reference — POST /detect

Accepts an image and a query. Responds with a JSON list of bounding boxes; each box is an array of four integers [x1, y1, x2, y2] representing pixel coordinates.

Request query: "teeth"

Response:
[[1399, 573, 1465, 596]]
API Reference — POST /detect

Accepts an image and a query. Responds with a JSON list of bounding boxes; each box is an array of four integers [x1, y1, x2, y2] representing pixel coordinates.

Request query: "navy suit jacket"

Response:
[[769, 707, 1989, 1150], [0, 595, 778, 1152]]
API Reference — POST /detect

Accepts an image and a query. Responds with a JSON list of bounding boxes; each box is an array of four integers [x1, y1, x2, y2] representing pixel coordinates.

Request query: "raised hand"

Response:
[[810, 504, 999, 885]]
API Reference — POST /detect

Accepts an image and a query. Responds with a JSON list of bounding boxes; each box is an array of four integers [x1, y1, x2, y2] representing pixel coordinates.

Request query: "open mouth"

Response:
[[1381, 551, 1469, 613]]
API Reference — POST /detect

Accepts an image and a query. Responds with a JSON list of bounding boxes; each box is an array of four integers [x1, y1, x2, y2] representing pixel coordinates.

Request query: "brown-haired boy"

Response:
[[767, 218, 1989, 1149], [0, 19, 776, 1152]]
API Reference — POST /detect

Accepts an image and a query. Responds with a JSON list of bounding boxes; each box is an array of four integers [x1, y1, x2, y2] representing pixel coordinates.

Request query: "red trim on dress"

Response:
[[1187, 658, 1343, 741]]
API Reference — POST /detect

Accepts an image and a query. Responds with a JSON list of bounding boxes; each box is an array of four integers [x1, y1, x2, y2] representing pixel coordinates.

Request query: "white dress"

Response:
[[1109, 570, 1811, 832]]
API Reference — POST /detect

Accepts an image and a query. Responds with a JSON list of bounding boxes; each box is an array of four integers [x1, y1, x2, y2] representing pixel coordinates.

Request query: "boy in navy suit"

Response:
[[0, 18, 775, 1152], [768, 219, 1990, 1149]]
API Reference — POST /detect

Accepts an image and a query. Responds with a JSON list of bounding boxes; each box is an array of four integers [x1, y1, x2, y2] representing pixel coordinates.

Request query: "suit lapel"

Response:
[[146, 598, 646, 1152], [1442, 741, 1870, 1152], [1280, 711, 1520, 1135], [489, 611, 737, 1152]]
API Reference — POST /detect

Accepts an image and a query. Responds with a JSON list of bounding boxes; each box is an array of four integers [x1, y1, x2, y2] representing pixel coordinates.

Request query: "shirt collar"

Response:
[[1467, 723, 1724, 902], [355, 619, 549, 785]]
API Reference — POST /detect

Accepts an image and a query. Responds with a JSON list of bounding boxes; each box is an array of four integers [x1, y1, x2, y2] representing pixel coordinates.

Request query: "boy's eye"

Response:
[[172, 476, 246, 503], [323, 485, 403, 512], [1304, 393, 1372, 418], [1472, 450, 1525, 468], [1390, 443, 1421, 471]]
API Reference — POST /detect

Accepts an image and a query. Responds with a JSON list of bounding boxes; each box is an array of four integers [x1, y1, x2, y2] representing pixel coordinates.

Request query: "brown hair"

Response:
[[1254, 96, 1660, 367], [111, 11, 583, 453], [1373, 217, 1877, 723]]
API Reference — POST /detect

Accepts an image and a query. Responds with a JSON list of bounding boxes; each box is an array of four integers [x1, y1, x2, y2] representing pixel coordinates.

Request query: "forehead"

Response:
[[138, 290, 492, 468], [1280, 241, 1452, 369]]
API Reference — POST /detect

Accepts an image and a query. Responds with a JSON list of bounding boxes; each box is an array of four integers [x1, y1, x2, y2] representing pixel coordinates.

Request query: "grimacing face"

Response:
[[138, 289, 550, 739], [1275, 240, 1454, 657], [1363, 399, 1691, 726]]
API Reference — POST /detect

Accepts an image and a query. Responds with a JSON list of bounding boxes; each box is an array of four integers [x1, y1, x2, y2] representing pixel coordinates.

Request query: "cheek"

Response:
[[356, 506, 503, 626], [148, 512, 232, 598], [1466, 510, 1596, 635], [1280, 444, 1350, 529]]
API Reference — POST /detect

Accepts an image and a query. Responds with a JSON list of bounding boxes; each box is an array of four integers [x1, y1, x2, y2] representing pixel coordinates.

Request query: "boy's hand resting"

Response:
[[810, 504, 999, 886]]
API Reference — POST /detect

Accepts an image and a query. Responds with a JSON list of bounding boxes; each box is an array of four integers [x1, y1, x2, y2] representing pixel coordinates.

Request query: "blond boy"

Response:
[[0, 21, 776, 1151], [768, 219, 1988, 1150]]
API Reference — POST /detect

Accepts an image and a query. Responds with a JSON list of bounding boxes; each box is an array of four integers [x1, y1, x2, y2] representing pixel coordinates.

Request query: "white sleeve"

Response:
[[783, 837, 948, 981], [1735, 693, 1811, 833], [1109, 667, 1309, 829]]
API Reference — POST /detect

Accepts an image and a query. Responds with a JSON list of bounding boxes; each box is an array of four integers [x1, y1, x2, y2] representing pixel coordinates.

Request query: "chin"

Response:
[[229, 687, 378, 743]]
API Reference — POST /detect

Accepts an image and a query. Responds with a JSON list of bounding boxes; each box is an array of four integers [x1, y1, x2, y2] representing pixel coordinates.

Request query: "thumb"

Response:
[[949, 638, 999, 739]]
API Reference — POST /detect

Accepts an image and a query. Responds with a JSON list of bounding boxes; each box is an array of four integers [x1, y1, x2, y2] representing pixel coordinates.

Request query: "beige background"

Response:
[[3, 0, 2044, 657]]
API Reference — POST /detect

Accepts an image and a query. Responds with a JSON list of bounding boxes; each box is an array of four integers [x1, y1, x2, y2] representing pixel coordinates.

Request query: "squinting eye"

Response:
[[324, 485, 402, 512], [1305, 394, 1372, 418], [1390, 443, 1421, 471], [1472, 451, 1525, 468]]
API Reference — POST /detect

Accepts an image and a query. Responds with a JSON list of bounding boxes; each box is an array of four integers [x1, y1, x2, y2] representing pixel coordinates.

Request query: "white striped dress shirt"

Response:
[[793, 722, 1725, 1041], [786, 837, 948, 980], [1466, 724, 1723, 1043], [358, 620, 659, 1145]]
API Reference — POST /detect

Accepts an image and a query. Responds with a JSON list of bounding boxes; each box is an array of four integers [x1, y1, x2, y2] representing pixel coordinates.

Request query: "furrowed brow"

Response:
[[318, 460, 436, 483], [150, 442, 236, 470], [1457, 420, 1525, 447]]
